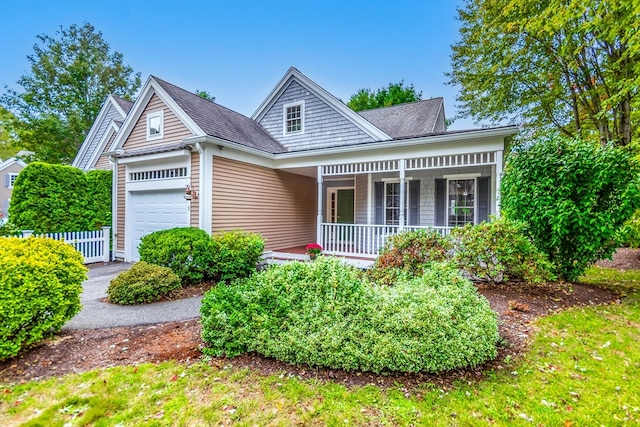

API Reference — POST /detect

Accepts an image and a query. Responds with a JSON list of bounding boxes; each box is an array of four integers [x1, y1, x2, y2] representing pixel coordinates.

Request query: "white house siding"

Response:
[[77, 103, 123, 170], [0, 162, 24, 217], [258, 81, 375, 151]]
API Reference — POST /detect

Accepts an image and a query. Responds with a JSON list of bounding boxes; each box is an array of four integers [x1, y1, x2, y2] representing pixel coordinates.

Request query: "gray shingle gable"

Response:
[[153, 77, 287, 154], [357, 98, 445, 139]]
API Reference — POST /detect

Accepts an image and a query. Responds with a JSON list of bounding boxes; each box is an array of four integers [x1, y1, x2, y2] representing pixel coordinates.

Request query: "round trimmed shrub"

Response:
[[0, 236, 87, 360], [138, 227, 213, 285], [107, 261, 181, 305], [210, 230, 265, 283], [368, 228, 452, 285], [451, 217, 556, 283], [201, 257, 498, 373]]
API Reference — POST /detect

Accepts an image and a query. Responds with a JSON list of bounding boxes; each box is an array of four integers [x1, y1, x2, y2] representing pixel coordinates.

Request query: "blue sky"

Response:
[[0, 0, 476, 129]]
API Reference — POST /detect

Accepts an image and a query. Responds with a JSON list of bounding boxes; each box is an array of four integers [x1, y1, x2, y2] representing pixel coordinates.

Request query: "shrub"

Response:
[[8, 163, 113, 234], [201, 257, 498, 373], [620, 209, 640, 248], [138, 227, 213, 285], [451, 217, 556, 283], [501, 132, 640, 281], [367, 228, 452, 285], [107, 261, 181, 305], [210, 230, 264, 283], [0, 236, 86, 360]]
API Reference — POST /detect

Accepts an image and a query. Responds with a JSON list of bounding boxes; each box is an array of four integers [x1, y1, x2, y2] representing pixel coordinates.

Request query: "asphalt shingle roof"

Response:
[[153, 77, 287, 154], [358, 98, 444, 139], [112, 95, 134, 114]]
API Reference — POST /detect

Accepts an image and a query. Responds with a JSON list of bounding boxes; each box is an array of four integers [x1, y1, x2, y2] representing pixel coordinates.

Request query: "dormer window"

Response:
[[147, 110, 164, 140], [283, 101, 304, 135]]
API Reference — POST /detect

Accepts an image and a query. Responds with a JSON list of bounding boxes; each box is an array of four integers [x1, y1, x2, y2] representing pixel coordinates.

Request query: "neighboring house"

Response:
[[99, 67, 517, 262], [0, 156, 27, 220], [72, 94, 133, 171]]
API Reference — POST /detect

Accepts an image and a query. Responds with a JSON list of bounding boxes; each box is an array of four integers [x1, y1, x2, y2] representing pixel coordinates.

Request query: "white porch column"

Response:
[[399, 159, 406, 231], [316, 166, 323, 247], [495, 150, 504, 217], [196, 143, 212, 233], [367, 173, 372, 225]]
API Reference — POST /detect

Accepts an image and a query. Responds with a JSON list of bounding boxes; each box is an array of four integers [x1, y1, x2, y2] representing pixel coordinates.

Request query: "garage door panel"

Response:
[[129, 189, 189, 261]]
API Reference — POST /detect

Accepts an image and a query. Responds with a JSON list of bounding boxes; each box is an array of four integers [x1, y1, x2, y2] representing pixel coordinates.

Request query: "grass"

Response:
[[1, 267, 639, 426]]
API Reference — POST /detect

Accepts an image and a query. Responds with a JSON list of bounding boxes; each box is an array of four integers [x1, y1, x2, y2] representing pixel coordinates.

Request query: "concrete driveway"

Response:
[[63, 262, 204, 330]]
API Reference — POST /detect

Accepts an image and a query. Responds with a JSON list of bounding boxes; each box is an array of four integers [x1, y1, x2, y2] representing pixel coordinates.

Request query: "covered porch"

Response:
[[312, 150, 503, 259]]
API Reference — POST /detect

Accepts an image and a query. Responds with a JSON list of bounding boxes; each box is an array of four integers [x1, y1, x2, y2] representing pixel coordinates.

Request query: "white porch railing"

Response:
[[20, 227, 111, 264], [321, 223, 452, 258]]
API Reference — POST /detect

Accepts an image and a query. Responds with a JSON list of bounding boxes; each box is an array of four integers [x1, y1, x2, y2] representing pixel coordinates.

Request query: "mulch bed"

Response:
[[1, 248, 637, 389]]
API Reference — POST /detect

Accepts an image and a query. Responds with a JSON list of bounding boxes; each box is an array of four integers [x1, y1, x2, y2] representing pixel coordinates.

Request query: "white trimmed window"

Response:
[[6, 173, 18, 188], [385, 182, 408, 225], [283, 101, 304, 134], [446, 176, 477, 227], [146, 110, 164, 140]]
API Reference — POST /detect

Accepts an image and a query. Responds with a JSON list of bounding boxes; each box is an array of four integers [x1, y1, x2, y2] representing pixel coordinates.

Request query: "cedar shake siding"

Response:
[[212, 156, 316, 250], [190, 151, 200, 227], [116, 164, 126, 252], [123, 94, 193, 151], [258, 81, 374, 151], [93, 130, 118, 170]]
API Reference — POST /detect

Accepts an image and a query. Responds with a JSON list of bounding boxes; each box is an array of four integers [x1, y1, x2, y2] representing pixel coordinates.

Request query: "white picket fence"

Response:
[[20, 227, 111, 264]]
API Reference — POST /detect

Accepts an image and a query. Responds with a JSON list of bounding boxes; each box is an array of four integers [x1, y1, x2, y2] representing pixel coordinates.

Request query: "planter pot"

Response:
[[309, 254, 317, 261]]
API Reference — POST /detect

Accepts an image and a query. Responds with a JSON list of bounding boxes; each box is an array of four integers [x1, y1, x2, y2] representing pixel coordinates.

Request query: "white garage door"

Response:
[[130, 189, 190, 261]]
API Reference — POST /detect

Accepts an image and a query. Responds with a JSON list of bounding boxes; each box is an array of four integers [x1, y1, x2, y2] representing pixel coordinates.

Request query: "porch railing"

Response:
[[321, 223, 452, 258], [20, 227, 111, 264]]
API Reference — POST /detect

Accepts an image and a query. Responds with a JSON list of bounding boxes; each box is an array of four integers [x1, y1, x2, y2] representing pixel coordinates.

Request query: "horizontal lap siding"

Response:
[[93, 130, 117, 170], [116, 164, 125, 252], [190, 152, 200, 227], [123, 94, 192, 151], [212, 157, 316, 250], [78, 103, 123, 170]]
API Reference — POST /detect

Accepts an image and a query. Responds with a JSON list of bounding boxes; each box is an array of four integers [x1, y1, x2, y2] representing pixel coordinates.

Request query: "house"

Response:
[[0, 155, 27, 221], [72, 94, 133, 171], [102, 67, 518, 262]]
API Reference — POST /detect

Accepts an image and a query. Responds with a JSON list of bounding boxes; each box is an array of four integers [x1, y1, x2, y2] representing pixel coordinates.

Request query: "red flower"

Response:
[[306, 243, 322, 255]]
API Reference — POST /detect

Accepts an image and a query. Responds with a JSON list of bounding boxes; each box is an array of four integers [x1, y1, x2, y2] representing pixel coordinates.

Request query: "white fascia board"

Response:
[[117, 149, 192, 165], [183, 135, 276, 169], [72, 95, 121, 168], [0, 158, 27, 171], [251, 67, 391, 141], [86, 121, 120, 170], [110, 76, 205, 152]]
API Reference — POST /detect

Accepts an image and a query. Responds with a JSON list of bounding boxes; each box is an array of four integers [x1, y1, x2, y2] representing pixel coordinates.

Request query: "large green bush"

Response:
[[201, 257, 498, 373], [210, 230, 265, 283], [139, 227, 213, 285], [107, 261, 181, 305], [0, 236, 87, 360], [501, 132, 640, 281], [367, 228, 452, 285], [8, 162, 112, 233], [451, 217, 555, 283]]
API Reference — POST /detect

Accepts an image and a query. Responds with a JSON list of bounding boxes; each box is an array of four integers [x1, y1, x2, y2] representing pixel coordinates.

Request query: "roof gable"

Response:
[[73, 95, 131, 170], [358, 98, 446, 139], [0, 156, 27, 172], [252, 67, 391, 142]]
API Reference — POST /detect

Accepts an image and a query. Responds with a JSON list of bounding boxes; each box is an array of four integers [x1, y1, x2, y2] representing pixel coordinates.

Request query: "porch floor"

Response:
[[265, 245, 374, 269]]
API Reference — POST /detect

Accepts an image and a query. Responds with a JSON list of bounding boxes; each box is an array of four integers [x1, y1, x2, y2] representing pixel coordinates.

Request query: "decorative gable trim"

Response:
[[0, 157, 27, 172], [252, 67, 391, 142], [110, 76, 205, 152], [85, 120, 121, 170], [72, 95, 129, 169]]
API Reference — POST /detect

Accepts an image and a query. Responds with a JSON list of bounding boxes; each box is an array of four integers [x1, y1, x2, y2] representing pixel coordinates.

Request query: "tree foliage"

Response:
[[501, 132, 640, 281], [0, 23, 141, 164], [0, 107, 21, 160], [448, 0, 640, 146], [195, 89, 215, 102], [347, 81, 422, 111]]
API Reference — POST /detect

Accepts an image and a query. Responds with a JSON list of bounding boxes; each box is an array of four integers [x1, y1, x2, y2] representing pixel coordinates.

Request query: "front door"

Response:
[[336, 189, 354, 224]]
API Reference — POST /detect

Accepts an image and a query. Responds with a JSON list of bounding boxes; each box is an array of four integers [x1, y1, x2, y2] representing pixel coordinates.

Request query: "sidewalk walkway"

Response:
[[63, 262, 203, 330]]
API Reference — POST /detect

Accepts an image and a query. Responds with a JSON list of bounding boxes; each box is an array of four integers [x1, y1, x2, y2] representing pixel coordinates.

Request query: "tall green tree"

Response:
[[448, 0, 640, 146], [347, 81, 422, 111], [0, 107, 21, 160], [0, 23, 141, 164]]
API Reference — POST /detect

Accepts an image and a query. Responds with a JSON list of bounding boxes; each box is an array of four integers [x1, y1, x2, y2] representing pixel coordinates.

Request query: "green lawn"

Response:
[[1, 267, 639, 426]]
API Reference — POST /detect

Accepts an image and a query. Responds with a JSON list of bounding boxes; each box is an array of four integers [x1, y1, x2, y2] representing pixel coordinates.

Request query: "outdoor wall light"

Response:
[[184, 184, 198, 200]]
